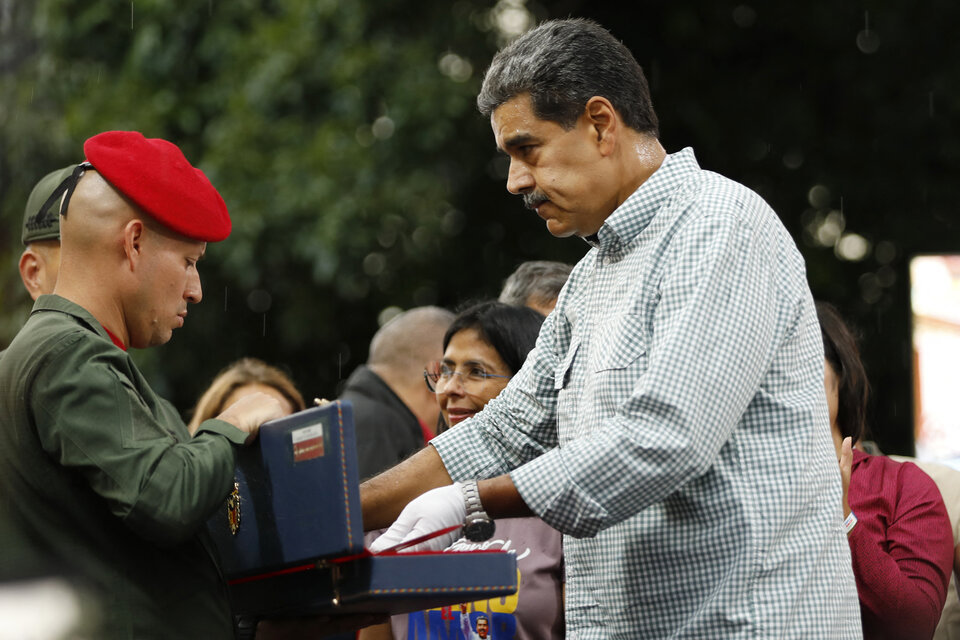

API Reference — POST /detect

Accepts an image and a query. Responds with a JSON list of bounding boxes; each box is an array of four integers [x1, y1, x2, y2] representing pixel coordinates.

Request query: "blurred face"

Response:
[[223, 383, 295, 417], [129, 230, 205, 348], [824, 359, 842, 456], [476, 618, 489, 638], [436, 328, 512, 427], [492, 93, 616, 238]]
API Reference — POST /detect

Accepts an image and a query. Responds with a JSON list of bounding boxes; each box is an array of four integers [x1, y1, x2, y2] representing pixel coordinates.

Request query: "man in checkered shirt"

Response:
[[363, 18, 862, 638]]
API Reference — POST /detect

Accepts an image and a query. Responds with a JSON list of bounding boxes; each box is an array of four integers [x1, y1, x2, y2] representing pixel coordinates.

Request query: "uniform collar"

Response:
[[585, 147, 701, 254], [31, 294, 125, 350]]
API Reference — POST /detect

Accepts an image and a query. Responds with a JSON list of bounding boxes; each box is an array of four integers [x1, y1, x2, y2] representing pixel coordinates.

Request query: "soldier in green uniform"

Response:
[[18, 165, 73, 300], [0, 131, 284, 639]]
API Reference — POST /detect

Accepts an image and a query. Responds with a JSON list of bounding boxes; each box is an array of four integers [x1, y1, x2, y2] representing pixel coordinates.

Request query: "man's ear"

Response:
[[19, 248, 44, 301], [584, 96, 619, 156], [122, 219, 146, 270]]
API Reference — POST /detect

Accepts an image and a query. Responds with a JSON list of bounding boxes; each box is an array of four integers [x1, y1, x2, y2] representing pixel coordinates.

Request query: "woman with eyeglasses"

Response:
[[362, 300, 564, 640]]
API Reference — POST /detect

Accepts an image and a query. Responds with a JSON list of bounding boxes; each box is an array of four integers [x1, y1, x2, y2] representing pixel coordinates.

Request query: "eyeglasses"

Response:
[[423, 361, 511, 393]]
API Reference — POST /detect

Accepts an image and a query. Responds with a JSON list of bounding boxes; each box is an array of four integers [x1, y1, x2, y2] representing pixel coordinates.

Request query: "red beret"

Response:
[[83, 131, 231, 242]]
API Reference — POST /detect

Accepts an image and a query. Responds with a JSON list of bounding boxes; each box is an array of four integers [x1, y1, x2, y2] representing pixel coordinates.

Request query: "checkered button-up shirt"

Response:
[[432, 148, 862, 638]]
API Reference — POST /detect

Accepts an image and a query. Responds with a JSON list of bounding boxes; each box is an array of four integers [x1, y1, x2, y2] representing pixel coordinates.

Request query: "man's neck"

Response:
[[617, 135, 667, 207], [53, 281, 128, 347]]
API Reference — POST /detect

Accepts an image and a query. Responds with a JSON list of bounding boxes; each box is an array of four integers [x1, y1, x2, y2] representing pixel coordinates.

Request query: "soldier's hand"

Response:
[[217, 392, 285, 444]]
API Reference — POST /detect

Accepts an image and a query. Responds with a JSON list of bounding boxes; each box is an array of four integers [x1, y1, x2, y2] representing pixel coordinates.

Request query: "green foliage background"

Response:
[[2, 0, 959, 454]]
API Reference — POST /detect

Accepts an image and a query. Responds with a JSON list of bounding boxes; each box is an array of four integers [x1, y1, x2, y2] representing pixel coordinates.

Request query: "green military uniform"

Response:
[[0, 295, 248, 638]]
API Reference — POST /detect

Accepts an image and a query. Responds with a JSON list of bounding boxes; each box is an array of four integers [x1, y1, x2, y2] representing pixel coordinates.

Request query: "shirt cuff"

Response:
[[510, 446, 609, 538], [194, 418, 248, 446]]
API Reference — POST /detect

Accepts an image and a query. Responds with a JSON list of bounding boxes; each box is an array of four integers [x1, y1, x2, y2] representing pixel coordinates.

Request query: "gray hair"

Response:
[[368, 306, 455, 374], [499, 260, 573, 309], [477, 18, 658, 136]]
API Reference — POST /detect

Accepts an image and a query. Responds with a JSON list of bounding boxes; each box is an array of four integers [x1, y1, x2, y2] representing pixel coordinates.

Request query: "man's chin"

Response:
[[545, 218, 577, 238]]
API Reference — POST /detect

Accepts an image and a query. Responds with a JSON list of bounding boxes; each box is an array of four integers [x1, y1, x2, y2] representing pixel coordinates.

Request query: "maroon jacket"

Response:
[[848, 450, 954, 639]]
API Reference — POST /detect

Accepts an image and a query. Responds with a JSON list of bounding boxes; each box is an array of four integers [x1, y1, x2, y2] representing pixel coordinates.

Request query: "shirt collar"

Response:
[[31, 294, 126, 351], [585, 147, 701, 253]]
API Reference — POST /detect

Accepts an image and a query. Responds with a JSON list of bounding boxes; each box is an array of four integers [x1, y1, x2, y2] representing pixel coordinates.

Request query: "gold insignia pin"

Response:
[[227, 480, 241, 535]]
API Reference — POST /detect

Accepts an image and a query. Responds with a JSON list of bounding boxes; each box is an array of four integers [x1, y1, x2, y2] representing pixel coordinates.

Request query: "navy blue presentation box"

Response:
[[207, 401, 518, 618]]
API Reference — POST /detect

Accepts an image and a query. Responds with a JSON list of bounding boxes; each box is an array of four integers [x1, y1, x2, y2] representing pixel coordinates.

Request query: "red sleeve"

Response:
[[849, 460, 954, 639]]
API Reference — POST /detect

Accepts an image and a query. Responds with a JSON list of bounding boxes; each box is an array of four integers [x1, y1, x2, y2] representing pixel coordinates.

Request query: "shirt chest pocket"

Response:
[[592, 314, 648, 408]]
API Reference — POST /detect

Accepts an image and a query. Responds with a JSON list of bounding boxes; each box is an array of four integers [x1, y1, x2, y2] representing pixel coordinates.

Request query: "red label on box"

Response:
[[292, 425, 325, 462]]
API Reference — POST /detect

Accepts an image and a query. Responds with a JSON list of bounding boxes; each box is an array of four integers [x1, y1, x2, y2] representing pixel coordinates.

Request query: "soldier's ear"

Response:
[[121, 219, 146, 270], [19, 248, 44, 301]]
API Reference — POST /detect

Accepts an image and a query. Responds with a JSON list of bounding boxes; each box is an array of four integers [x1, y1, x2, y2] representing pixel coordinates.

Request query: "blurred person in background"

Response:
[[339, 306, 454, 480], [498, 260, 572, 316], [18, 166, 74, 300], [189, 357, 305, 434], [362, 301, 562, 640], [189, 356, 305, 640], [818, 300, 954, 639]]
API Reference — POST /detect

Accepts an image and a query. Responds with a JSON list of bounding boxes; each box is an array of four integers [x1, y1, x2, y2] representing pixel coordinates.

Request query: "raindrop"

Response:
[[858, 272, 882, 303], [378, 306, 403, 327], [224, 286, 228, 311], [247, 289, 272, 314], [856, 30, 880, 54], [363, 252, 386, 276], [836, 233, 871, 262], [807, 184, 831, 209], [372, 116, 395, 140], [438, 53, 473, 82], [782, 150, 804, 170], [856, 11, 880, 54], [747, 139, 770, 162], [442, 209, 467, 236], [815, 211, 845, 247], [731, 5, 757, 28], [874, 240, 897, 264], [412, 226, 432, 249], [378, 226, 398, 248]]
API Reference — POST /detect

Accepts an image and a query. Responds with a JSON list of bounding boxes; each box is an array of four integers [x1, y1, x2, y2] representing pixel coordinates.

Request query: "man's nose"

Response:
[[505, 159, 534, 195], [185, 269, 202, 304]]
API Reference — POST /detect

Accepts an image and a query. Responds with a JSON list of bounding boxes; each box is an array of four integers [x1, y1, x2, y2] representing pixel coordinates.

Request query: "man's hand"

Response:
[[368, 484, 466, 553], [216, 392, 285, 445]]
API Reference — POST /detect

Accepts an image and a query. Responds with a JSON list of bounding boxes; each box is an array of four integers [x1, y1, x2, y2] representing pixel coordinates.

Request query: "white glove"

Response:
[[368, 483, 466, 553]]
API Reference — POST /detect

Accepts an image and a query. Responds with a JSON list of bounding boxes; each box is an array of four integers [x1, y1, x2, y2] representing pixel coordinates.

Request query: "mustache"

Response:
[[522, 191, 549, 210]]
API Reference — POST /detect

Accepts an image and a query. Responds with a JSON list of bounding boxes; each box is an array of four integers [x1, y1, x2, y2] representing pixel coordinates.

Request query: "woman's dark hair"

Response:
[[815, 301, 870, 444], [443, 301, 545, 376]]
